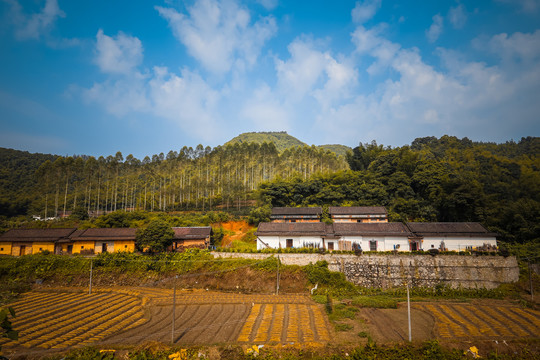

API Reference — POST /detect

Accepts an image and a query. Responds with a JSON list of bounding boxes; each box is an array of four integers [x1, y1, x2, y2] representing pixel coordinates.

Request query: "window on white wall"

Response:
[[286, 239, 293, 248], [370, 240, 377, 251]]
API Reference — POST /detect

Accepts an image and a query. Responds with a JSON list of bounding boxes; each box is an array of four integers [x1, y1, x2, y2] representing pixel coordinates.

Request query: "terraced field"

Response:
[[0, 291, 146, 349], [415, 303, 539, 340], [1, 288, 329, 350], [2, 288, 538, 353]]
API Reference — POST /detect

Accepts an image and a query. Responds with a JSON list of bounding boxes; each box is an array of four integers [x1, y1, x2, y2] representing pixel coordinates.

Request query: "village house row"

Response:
[[0, 207, 497, 256], [256, 207, 498, 252], [0, 227, 212, 256]]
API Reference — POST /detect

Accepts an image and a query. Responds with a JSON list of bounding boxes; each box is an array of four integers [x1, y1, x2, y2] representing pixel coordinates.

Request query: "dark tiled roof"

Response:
[[73, 228, 137, 241], [271, 207, 322, 216], [173, 227, 212, 240], [329, 206, 387, 216], [0, 228, 77, 242], [256, 222, 326, 236], [333, 222, 411, 237], [406, 223, 497, 237]]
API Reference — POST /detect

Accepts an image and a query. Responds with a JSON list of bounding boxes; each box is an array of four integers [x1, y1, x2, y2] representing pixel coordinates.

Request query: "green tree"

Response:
[[135, 219, 174, 253], [1, 307, 18, 350]]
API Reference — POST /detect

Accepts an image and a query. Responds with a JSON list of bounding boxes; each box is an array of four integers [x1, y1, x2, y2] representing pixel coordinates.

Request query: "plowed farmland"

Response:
[[0, 287, 330, 351], [1, 288, 539, 355]]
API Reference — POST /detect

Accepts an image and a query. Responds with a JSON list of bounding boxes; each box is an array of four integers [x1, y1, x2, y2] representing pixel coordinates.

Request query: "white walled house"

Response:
[[406, 223, 498, 251], [256, 217, 498, 252], [333, 223, 413, 251], [329, 206, 388, 223], [255, 222, 328, 250]]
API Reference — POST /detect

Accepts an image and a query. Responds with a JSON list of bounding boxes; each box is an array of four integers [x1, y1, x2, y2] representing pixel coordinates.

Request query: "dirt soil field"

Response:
[[219, 221, 254, 247], [1, 287, 539, 358]]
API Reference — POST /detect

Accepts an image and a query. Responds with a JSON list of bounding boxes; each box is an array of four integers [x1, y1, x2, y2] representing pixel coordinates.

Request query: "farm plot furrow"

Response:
[[14, 293, 127, 337], [216, 304, 251, 342], [7, 292, 52, 308], [495, 307, 536, 337], [22, 297, 140, 348], [254, 304, 274, 342], [439, 305, 482, 337], [299, 304, 315, 342], [200, 303, 237, 342], [269, 304, 285, 343], [481, 306, 529, 337], [423, 304, 457, 338], [177, 304, 224, 343], [286, 304, 299, 343], [238, 304, 262, 342], [12, 293, 120, 332], [38, 299, 141, 349], [57, 305, 144, 348], [12, 292, 80, 315], [454, 305, 498, 337], [511, 308, 540, 329], [312, 306, 330, 341]]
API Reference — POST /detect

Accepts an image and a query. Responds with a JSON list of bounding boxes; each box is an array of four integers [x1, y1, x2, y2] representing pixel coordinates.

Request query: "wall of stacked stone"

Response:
[[212, 252, 519, 289]]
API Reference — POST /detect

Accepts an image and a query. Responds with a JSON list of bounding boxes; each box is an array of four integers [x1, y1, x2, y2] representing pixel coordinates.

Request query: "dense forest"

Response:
[[0, 134, 538, 244], [0, 141, 347, 218], [256, 136, 540, 243]]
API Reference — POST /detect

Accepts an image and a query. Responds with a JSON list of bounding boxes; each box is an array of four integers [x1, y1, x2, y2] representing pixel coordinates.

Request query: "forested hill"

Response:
[[0, 142, 348, 218], [224, 132, 352, 156], [1, 136, 538, 244], [225, 132, 306, 152], [257, 136, 540, 243]]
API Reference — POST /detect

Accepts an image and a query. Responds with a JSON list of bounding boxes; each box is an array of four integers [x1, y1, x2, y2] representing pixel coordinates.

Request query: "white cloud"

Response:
[[5, 0, 65, 40], [83, 30, 223, 142], [275, 39, 358, 109], [148, 67, 221, 140], [257, 0, 278, 11], [448, 4, 467, 29], [241, 84, 291, 131], [351, 0, 381, 24], [316, 22, 540, 146], [426, 14, 443, 43], [95, 29, 143, 75], [496, 0, 540, 12], [156, 0, 276, 74]]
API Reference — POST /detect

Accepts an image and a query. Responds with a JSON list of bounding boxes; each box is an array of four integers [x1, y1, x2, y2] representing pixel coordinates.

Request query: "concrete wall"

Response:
[[212, 252, 519, 289]]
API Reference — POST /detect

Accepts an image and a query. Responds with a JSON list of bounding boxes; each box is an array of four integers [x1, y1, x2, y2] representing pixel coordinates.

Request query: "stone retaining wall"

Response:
[[212, 252, 519, 289]]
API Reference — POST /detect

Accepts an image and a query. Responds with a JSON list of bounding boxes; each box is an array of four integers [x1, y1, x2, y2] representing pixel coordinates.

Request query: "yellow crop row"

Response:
[[13, 293, 80, 316], [482, 306, 529, 337], [515, 308, 540, 329], [237, 304, 262, 342], [21, 298, 140, 348], [312, 306, 329, 341], [287, 304, 299, 343], [299, 305, 314, 342], [454, 305, 497, 336], [254, 304, 274, 342], [424, 304, 458, 338], [269, 304, 285, 342], [439, 304, 482, 337], [14, 293, 126, 335], [496, 307, 535, 336]]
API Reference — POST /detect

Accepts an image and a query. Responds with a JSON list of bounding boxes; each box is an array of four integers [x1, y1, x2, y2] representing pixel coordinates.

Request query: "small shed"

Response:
[[171, 227, 212, 251]]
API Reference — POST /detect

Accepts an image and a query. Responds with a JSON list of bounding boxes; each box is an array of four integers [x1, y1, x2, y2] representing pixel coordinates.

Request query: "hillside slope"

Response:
[[224, 132, 306, 153]]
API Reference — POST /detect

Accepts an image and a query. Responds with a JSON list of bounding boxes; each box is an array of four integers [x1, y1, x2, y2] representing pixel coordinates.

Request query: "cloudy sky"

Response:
[[1, 0, 539, 158]]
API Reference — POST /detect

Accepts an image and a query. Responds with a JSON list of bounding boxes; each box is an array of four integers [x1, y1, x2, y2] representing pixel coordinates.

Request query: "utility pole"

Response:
[[407, 282, 412, 342], [89, 259, 93, 295], [171, 275, 177, 344], [276, 255, 280, 295], [528, 260, 534, 301]]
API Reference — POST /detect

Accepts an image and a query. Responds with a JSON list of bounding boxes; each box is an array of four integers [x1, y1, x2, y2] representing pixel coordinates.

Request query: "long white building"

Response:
[[255, 221, 497, 252]]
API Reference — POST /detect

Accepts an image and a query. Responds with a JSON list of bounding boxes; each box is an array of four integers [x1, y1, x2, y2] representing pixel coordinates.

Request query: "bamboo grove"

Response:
[[28, 143, 347, 218]]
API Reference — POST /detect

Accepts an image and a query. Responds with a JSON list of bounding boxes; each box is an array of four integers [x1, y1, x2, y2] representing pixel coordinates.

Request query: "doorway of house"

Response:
[[327, 242, 334, 251], [19, 245, 26, 256], [102, 243, 108, 253], [410, 241, 420, 251], [67, 245, 73, 254]]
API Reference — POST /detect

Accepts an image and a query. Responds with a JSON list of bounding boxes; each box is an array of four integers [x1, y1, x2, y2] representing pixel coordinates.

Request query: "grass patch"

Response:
[[334, 323, 354, 332], [352, 295, 398, 309], [328, 303, 359, 321]]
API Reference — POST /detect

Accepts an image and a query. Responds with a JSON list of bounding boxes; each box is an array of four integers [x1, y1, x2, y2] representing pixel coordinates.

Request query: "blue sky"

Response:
[[0, 0, 539, 158]]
